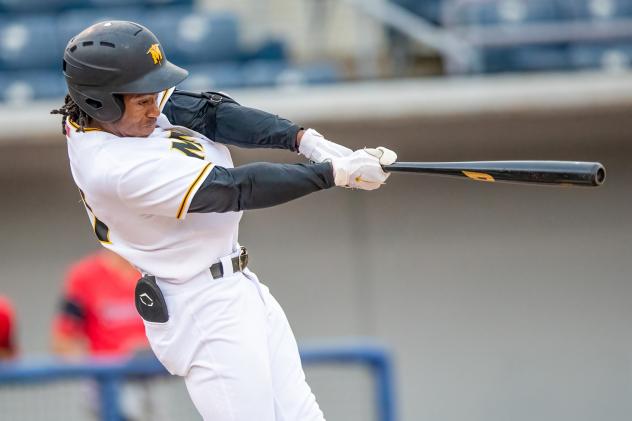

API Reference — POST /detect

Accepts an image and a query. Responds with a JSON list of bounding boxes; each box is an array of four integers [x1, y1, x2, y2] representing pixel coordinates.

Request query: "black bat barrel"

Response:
[[383, 161, 606, 187]]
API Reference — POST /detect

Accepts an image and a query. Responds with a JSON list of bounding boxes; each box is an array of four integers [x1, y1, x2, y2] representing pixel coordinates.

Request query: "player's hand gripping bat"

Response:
[[382, 161, 606, 187]]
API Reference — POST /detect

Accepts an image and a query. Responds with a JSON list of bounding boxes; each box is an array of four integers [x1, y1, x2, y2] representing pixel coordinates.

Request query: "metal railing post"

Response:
[[372, 353, 397, 421], [97, 374, 122, 421]]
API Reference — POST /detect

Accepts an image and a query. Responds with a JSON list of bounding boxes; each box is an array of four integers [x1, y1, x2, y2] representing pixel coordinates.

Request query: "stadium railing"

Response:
[[0, 342, 396, 421]]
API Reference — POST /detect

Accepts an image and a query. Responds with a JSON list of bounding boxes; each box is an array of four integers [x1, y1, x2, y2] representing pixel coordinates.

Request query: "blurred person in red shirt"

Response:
[[0, 295, 16, 360], [51, 250, 155, 421], [52, 249, 146, 356]]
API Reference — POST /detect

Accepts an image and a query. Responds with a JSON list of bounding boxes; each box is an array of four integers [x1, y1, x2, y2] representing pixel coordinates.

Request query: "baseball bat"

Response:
[[382, 161, 605, 187]]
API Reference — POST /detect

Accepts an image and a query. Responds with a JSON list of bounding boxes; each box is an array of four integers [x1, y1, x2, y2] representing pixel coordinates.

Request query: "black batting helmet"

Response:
[[63, 21, 188, 122]]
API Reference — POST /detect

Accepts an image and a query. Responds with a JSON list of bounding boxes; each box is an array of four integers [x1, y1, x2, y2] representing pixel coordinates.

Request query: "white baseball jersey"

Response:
[[65, 91, 243, 283]]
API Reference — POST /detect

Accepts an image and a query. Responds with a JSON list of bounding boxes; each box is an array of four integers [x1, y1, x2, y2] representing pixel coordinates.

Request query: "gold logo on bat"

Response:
[[146, 43, 163, 65], [462, 171, 495, 182]]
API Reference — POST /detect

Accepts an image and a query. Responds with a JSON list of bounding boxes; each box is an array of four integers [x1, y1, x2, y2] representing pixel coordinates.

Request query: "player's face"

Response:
[[102, 93, 161, 138]]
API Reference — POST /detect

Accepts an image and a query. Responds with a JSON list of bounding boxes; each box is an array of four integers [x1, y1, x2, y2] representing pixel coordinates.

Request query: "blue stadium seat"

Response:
[[0, 0, 192, 13], [454, 0, 564, 25], [82, 0, 193, 7], [481, 45, 571, 73], [241, 60, 288, 87], [178, 61, 343, 92], [143, 0, 193, 6], [82, 0, 145, 8], [0, 15, 61, 70], [559, 0, 632, 20], [241, 60, 342, 88], [0, 70, 65, 103], [146, 9, 241, 65], [241, 38, 288, 62], [296, 62, 342, 84], [177, 63, 245, 92], [393, 0, 443, 24], [449, 1, 573, 73], [0, 0, 81, 14], [56, 8, 146, 49], [569, 42, 632, 70], [83, 0, 193, 7]]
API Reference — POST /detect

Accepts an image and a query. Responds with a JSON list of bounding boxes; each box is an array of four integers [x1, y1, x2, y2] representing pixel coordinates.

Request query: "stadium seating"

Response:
[[437, 0, 632, 73], [0, 0, 78, 14], [241, 60, 341, 88], [569, 42, 632, 71], [447, 0, 569, 72], [179, 60, 343, 92], [394, 0, 444, 24], [178, 63, 245, 92], [0, 0, 343, 103], [0, 70, 65, 103], [0, 0, 192, 13], [0, 15, 60, 70], [448, 0, 564, 25], [559, 0, 632, 20], [480, 45, 571, 73], [56, 8, 146, 48], [291, 62, 343, 85], [147, 8, 240, 65], [241, 38, 288, 63]]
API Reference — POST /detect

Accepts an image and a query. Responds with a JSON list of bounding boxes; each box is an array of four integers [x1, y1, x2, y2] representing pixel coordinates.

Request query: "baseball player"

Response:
[[52, 21, 396, 420], [0, 295, 16, 360], [52, 250, 145, 357]]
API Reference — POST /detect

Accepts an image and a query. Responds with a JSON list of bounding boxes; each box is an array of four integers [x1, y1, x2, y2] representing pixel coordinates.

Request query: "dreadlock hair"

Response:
[[50, 94, 91, 135]]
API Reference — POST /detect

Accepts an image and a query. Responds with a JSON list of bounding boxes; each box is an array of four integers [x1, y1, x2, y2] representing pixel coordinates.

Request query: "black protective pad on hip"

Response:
[[134, 275, 169, 323]]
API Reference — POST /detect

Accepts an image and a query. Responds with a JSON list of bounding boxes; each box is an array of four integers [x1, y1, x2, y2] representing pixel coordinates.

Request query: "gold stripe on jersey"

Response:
[[158, 88, 170, 110], [67, 118, 101, 132], [79, 189, 112, 244], [177, 162, 214, 219]]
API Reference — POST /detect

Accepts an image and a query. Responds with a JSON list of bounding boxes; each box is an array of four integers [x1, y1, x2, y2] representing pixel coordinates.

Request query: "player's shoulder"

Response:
[[102, 136, 169, 162], [74, 129, 172, 175]]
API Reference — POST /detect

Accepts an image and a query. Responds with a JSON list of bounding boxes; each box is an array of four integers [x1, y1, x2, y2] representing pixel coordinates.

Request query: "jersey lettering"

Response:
[[169, 129, 205, 160]]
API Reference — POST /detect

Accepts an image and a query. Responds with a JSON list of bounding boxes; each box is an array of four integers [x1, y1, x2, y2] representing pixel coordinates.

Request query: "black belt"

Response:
[[210, 247, 249, 279]]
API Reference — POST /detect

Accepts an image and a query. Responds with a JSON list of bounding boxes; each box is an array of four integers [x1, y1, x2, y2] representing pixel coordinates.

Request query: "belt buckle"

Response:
[[238, 246, 248, 271]]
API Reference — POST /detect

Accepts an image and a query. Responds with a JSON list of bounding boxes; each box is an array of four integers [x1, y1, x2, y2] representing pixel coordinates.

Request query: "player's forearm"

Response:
[[164, 90, 300, 151], [188, 162, 334, 213]]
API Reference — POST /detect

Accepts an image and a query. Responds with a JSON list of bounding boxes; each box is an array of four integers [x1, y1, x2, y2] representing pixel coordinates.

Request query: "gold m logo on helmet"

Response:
[[146, 43, 163, 65]]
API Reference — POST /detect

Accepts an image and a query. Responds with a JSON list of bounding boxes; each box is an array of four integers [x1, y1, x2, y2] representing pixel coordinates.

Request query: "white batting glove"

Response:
[[298, 128, 353, 163], [364, 146, 398, 166], [331, 149, 393, 190]]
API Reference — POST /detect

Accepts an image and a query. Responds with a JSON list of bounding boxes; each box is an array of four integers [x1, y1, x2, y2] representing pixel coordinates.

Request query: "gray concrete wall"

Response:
[[0, 107, 630, 420]]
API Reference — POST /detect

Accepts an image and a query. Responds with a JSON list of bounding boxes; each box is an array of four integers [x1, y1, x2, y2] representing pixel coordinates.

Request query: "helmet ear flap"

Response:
[[112, 94, 125, 121], [68, 86, 125, 122], [91, 94, 124, 122]]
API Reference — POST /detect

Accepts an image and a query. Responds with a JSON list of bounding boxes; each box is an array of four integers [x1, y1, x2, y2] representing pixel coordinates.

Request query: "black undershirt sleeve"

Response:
[[189, 162, 335, 213], [163, 90, 300, 151]]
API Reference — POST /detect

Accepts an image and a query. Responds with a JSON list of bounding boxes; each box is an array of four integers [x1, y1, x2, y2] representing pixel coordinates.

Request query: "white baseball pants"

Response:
[[143, 267, 325, 421]]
